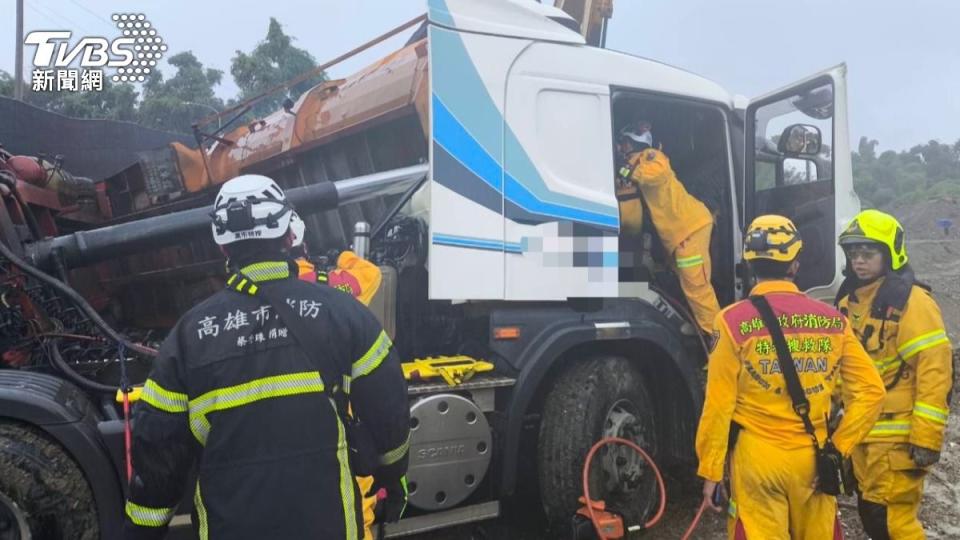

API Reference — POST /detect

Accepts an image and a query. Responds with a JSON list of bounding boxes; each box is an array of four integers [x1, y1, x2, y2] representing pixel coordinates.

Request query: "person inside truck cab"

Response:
[[617, 120, 722, 334], [615, 121, 651, 237]]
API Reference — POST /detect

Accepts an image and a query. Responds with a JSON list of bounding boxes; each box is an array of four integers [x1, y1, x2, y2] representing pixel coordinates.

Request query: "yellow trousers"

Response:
[[357, 475, 375, 540], [728, 430, 839, 540], [852, 442, 926, 540], [672, 224, 720, 334]]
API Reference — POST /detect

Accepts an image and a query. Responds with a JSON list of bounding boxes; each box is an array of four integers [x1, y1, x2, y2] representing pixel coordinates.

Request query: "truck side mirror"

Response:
[[778, 124, 821, 156]]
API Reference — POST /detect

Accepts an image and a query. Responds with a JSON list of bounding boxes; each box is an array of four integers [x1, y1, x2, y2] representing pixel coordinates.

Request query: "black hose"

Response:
[[48, 339, 119, 394], [371, 173, 427, 241], [0, 233, 157, 357]]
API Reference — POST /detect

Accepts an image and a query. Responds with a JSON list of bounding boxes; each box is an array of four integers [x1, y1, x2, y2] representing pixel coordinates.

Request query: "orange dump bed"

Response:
[[173, 39, 430, 193]]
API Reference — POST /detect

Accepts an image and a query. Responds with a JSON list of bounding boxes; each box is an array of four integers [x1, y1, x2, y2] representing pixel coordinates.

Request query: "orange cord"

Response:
[[581, 437, 667, 539], [680, 498, 709, 540], [581, 436, 712, 539]]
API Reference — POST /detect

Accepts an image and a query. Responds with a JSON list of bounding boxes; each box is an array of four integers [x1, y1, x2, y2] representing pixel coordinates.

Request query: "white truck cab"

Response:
[[391, 6, 863, 530], [426, 0, 859, 304]]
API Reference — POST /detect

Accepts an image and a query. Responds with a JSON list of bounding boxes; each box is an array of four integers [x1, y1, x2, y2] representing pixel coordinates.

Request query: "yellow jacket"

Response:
[[696, 280, 885, 482], [838, 278, 953, 450], [296, 251, 382, 307], [627, 148, 712, 252]]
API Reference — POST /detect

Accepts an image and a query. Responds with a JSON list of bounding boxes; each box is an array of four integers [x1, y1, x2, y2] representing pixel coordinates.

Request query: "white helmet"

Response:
[[289, 211, 306, 248], [210, 174, 293, 246], [619, 121, 654, 148]]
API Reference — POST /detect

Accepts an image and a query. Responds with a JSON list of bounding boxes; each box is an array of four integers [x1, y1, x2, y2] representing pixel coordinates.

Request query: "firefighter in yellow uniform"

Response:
[[696, 215, 885, 539], [836, 209, 953, 540], [619, 122, 721, 333], [290, 212, 383, 540]]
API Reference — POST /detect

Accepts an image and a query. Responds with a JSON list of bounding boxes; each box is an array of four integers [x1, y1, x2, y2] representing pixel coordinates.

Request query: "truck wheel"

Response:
[[0, 423, 99, 540], [538, 356, 658, 532]]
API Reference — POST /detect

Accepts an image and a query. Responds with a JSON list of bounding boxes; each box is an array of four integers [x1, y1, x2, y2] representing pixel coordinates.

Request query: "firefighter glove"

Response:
[[909, 444, 940, 468]]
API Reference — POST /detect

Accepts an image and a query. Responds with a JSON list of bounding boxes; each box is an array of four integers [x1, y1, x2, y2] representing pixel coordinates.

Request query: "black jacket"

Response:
[[123, 260, 409, 539]]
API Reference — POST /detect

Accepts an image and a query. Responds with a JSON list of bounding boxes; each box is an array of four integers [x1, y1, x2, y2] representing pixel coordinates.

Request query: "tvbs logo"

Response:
[[25, 13, 166, 91]]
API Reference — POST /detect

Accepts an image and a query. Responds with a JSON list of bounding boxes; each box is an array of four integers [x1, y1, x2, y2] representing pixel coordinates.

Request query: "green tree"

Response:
[[2, 68, 137, 120], [230, 18, 326, 119], [852, 137, 960, 208], [138, 51, 224, 134], [857, 136, 878, 162], [0, 70, 13, 97], [22, 77, 139, 121], [913, 140, 959, 182], [57, 81, 138, 121]]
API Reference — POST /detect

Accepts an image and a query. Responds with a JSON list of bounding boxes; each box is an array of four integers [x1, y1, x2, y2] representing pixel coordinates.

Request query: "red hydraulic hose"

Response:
[[680, 498, 709, 540], [118, 343, 133, 483], [581, 437, 712, 539], [581, 437, 666, 539], [122, 390, 132, 482]]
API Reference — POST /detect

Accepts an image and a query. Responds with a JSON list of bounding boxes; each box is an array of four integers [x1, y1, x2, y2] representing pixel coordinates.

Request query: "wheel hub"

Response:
[[0, 490, 29, 540], [600, 399, 649, 493]]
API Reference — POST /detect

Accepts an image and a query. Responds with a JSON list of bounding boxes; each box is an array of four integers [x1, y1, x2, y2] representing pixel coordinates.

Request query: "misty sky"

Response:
[[2, 0, 958, 152]]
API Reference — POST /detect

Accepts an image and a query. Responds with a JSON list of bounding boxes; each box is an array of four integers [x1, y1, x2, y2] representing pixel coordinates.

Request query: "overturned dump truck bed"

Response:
[[98, 35, 431, 328]]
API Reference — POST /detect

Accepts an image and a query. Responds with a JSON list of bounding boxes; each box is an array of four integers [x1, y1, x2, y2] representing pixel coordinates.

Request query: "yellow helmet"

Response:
[[838, 209, 908, 270], [743, 215, 803, 262]]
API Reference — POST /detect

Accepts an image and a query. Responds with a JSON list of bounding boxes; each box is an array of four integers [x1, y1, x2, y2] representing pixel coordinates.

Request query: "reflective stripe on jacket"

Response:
[[838, 278, 953, 449]]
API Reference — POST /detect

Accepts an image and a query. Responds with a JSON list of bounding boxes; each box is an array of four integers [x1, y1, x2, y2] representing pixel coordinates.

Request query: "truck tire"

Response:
[[538, 356, 658, 532], [0, 422, 99, 540]]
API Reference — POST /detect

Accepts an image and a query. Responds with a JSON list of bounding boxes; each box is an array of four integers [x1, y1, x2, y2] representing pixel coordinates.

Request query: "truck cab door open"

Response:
[[745, 65, 860, 296]]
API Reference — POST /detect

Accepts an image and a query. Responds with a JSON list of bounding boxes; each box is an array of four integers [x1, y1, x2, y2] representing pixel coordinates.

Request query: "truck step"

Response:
[[407, 375, 516, 396]]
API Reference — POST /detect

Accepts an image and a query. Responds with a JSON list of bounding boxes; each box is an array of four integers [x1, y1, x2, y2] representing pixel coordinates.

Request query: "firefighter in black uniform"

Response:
[[123, 174, 410, 539]]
